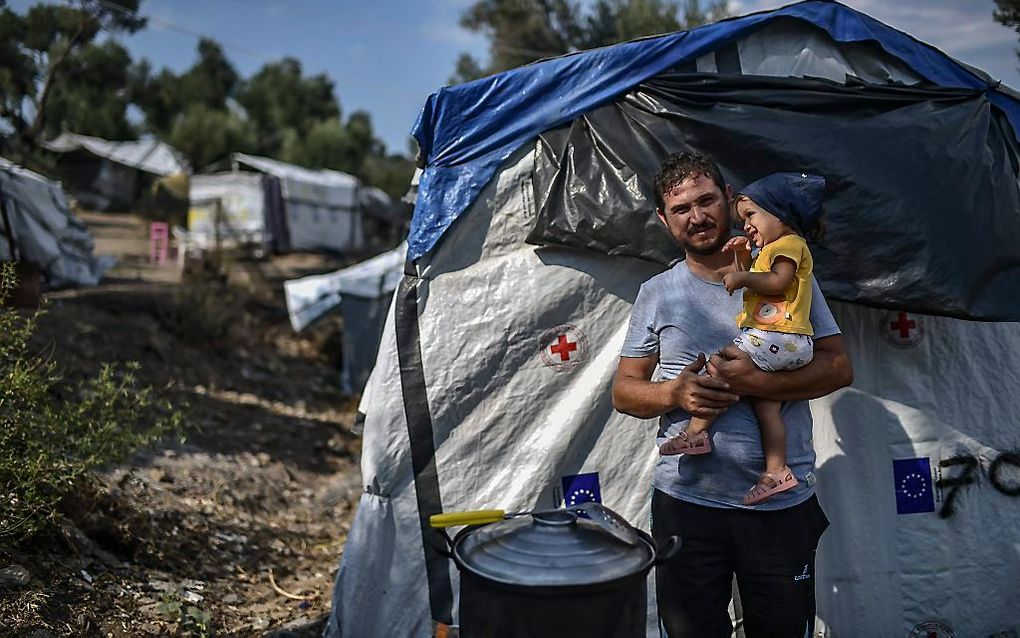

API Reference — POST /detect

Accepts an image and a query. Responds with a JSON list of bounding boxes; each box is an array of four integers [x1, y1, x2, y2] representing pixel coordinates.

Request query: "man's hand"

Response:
[[668, 353, 741, 417], [612, 352, 739, 420], [705, 346, 762, 395]]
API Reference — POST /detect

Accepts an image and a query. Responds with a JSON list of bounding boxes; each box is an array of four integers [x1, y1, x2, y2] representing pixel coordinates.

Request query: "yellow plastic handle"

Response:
[[429, 510, 507, 528]]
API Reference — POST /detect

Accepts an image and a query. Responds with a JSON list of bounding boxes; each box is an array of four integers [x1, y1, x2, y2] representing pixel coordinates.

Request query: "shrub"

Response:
[[0, 263, 182, 543], [157, 279, 236, 344]]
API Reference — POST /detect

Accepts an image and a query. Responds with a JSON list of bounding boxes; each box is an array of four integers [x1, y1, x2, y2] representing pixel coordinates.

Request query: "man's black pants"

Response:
[[651, 490, 829, 638]]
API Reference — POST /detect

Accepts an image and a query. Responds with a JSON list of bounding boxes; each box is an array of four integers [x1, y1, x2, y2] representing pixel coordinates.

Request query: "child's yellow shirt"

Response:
[[736, 234, 814, 336]]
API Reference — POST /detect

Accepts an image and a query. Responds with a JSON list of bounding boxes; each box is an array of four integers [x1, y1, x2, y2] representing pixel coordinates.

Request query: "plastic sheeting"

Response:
[[407, 0, 1020, 262], [283, 242, 406, 332], [531, 73, 1020, 321], [43, 133, 186, 176], [284, 243, 406, 394], [0, 158, 113, 287], [328, 141, 1020, 637]]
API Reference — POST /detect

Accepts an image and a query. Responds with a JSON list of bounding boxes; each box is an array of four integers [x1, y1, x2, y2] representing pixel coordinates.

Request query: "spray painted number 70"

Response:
[[936, 450, 1020, 519]]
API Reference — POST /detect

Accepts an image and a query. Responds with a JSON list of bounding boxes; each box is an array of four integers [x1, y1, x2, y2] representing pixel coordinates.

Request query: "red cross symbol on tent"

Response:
[[881, 311, 924, 348], [549, 334, 578, 362], [889, 312, 916, 338], [541, 324, 588, 370]]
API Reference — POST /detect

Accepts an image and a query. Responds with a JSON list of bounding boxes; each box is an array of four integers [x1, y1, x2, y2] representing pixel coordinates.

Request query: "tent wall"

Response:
[[186, 172, 266, 249], [54, 152, 138, 211], [812, 302, 1020, 637], [328, 148, 665, 637], [338, 295, 391, 396], [262, 175, 288, 254], [42, 134, 187, 212], [283, 197, 363, 254], [233, 153, 367, 254]]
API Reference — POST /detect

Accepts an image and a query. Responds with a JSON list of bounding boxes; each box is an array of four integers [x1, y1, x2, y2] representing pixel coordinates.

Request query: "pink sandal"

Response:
[[743, 466, 799, 505], [659, 430, 712, 456]]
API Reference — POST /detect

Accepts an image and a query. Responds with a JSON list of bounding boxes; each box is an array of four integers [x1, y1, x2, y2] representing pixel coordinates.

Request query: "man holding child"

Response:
[[612, 152, 854, 637]]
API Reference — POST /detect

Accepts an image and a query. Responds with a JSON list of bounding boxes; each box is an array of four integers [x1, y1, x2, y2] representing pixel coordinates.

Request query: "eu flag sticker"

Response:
[[562, 472, 601, 506], [893, 457, 935, 514]]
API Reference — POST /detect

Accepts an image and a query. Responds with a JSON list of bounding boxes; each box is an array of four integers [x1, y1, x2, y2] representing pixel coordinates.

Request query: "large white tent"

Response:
[[327, 2, 1020, 636]]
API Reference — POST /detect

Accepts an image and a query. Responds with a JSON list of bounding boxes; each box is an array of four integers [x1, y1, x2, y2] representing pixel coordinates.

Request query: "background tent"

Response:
[[0, 157, 113, 287], [185, 153, 394, 256], [42, 133, 188, 212], [327, 2, 1020, 636], [283, 242, 406, 395]]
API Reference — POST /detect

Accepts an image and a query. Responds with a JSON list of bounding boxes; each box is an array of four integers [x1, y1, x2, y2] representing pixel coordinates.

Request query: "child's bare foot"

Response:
[[659, 430, 712, 456], [742, 466, 798, 505]]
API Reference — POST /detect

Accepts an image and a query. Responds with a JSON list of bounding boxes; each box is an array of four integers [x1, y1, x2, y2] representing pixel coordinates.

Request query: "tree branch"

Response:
[[27, 16, 92, 141]]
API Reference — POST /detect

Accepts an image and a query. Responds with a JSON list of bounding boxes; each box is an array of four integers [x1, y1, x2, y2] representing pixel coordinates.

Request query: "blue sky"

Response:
[[11, 0, 1020, 154]]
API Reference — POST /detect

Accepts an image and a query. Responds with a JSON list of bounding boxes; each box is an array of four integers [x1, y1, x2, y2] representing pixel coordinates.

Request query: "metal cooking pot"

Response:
[[436, 508, 680, 638]]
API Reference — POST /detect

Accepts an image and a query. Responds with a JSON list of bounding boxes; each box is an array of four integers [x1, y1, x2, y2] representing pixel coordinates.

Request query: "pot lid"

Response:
[[454, 510, 651, 587]]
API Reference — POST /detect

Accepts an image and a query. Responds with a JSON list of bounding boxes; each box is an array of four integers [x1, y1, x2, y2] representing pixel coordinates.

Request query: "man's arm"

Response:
[[612, 353, 740, 419], [706, 334, 853, 401]]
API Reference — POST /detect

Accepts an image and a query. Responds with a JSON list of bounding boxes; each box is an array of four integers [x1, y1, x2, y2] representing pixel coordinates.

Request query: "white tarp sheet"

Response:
[[327, 147, 1020, 638], [812, 304, 1020, 637], [283, 242, 406, 332], [0, 158, 113, 287], [42, 133, 186, 176]]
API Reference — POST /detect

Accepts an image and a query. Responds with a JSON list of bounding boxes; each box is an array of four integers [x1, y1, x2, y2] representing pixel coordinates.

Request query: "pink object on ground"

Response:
[[659, 430, 712, 456], [743, 466, 799, 506], [149, 222, 169, 265]]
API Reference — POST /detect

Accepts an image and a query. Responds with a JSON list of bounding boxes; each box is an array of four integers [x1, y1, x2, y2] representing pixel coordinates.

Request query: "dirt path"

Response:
[[1, 212, 362, 636]]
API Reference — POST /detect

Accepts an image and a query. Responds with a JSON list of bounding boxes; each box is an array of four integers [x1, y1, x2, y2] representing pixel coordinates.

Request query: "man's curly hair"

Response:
[[653, 152, 727, 211]]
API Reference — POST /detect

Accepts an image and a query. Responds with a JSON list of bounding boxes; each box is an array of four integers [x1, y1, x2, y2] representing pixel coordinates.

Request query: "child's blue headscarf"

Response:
[[738, 173, 826, 239]]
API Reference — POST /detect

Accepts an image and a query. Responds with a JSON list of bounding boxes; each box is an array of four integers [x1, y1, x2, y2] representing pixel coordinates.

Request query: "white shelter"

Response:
[[186, 153, 386, 255]]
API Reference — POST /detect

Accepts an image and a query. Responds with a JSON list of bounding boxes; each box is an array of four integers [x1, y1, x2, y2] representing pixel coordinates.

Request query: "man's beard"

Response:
[[680, 226, 730, 256]]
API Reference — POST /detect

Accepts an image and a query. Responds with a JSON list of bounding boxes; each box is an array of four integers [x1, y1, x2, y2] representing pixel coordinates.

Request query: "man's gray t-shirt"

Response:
[[620, 261, 841, 510]]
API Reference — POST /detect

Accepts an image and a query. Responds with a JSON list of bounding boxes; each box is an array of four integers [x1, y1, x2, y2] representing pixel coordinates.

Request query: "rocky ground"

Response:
[[0, 212, 370, 636]]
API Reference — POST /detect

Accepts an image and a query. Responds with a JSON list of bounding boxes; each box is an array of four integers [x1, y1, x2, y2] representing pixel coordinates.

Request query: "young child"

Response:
[[658, 172, 826, 506]]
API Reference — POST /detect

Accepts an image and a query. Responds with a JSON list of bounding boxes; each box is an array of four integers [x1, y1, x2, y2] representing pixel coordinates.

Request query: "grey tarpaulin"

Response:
[[531, 74, 1020, 321], [0, 157, 114, 287]]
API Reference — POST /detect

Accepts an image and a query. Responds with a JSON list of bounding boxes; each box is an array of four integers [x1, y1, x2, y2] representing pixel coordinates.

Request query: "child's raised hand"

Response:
[[722, 236, 751, 254]]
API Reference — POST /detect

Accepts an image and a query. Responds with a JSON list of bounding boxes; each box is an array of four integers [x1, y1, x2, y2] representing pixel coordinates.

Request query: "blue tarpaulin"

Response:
[[408, 0, 1020, 261]]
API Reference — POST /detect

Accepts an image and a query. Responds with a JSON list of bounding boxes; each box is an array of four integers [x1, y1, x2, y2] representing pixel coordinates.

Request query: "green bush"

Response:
[[157, 278, 236, 344], [0, 263, 183, 543]]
